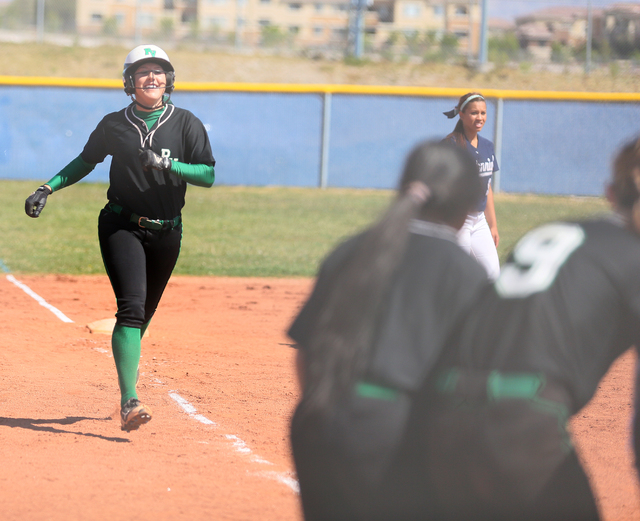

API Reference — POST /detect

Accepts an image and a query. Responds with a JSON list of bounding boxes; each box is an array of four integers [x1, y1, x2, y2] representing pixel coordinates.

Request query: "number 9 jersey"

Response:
[[420, 214, 640, 518], [447, 214, 640, 415]]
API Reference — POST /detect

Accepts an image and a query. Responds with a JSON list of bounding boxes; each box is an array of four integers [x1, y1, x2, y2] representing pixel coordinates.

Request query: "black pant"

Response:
[[423, 397, 601, 521], [98, 208, 182, 328], [290, 393, 432, 521]]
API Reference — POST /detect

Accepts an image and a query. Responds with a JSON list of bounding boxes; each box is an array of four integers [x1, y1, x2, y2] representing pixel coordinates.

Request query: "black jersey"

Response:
[[445, 215, 640, 413], [290, 219, 489, 392], [81, 103, 215, 220], [289, 220, 488, 521]]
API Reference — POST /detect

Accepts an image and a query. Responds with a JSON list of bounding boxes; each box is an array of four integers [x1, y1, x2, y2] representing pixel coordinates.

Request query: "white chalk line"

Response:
[[6, 272, 298, 494], [6, 274, 74, 323], [169, 391, 217, 426], [252, 471, 300, 494], [169, 391, 299, 493]]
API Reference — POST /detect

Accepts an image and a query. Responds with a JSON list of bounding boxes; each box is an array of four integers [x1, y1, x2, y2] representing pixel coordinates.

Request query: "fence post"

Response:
[[319, 91, 332, 189], [493, 96, 503, 193]]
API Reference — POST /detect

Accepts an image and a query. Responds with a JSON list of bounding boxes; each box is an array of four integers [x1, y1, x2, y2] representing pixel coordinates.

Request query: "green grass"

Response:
[[2, 180, 608, 277], [495, 193, 609, 261]]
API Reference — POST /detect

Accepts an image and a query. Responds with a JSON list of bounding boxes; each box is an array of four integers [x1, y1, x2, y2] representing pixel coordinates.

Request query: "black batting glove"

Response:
[[139, 148, 172, 172], [25, 185, 52, 218]]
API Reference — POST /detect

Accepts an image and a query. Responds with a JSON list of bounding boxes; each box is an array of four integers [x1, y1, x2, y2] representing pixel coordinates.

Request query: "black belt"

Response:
[[106, 203, 181, 231]]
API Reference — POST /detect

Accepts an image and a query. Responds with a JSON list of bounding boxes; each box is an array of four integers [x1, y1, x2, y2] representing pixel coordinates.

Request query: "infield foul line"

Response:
[[6, 274, 74, 323], [169, 391, 217, 426], [4, 267, 299, 494], [169, 391, 299, 494]]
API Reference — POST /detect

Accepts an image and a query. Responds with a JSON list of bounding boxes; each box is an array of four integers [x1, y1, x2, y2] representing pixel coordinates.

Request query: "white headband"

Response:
[[459, 94, 485, 113], [443, 94, 486, 119]]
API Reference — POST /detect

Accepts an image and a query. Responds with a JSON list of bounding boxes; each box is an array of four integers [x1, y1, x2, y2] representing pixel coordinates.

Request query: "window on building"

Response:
[[258, 19, 271, 26], [314, 3, 323, 11], [260, 0, 271, 4], [454, 5, 467, 16], [289, 25, 300, 33], [334, 4, 347, 11], [378, 5, 392, 22], [91, 13, 103, 22], [209, 17, 227, 28], [313, 25, 324, 35], [139, 13, 154, 27], [289, 3, 302, 9], [164, 0, 174, 9], [403, 3, 420, 18], [433, 4, 443, 16]]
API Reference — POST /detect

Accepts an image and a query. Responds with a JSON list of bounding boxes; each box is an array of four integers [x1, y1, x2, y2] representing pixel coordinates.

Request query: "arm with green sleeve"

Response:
[[137, 148, 215, 188], [25, 154, 96, 218], [169, 161, 215, 188], [46, 154, 97, 192]]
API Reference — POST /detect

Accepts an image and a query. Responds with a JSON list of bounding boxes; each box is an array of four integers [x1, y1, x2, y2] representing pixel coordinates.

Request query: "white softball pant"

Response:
[[457, 211, 500, 281]]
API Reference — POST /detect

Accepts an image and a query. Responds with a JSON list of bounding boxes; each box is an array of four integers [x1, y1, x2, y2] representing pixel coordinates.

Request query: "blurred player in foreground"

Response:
[[444, 92, 500, 280], [417, 136, 640, 520], [25, 44, 215, 432], [288, 141, 490, 520]]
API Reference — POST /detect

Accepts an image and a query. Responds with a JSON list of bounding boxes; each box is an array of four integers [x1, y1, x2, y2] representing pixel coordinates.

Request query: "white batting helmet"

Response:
[[123, 44, 175, 95]]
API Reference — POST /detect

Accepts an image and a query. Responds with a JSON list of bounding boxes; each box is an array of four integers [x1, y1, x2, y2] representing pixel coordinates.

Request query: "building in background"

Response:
[[372, 0, 480, 54], [76, 0, 197, 40], [604, 3, 640, 57], [25, 0, 640, 62], [198, 0, 379, 49], [74, 0, 480, 54], [514, 6, 604, 61]]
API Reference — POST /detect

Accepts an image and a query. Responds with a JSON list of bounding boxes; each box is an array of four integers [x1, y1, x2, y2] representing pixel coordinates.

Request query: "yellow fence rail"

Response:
[[1, 75, 639, 103]]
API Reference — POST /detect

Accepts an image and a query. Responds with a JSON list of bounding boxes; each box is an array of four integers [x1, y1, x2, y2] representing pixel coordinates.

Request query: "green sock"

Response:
[[140, 319, 151, 338], [112, 324, 141, 407]]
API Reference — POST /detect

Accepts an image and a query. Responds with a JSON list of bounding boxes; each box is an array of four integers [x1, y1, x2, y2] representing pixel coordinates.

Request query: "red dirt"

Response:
[[1, 274, 639, 521]]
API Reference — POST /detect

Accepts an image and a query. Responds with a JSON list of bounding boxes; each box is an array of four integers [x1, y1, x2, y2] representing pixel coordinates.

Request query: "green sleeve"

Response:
[[46, 155, 96, 193], [170, 161, 215, 188]]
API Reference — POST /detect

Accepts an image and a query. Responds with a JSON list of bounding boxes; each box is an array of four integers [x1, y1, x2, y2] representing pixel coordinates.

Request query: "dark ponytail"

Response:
[[299, 141, 482, 418]]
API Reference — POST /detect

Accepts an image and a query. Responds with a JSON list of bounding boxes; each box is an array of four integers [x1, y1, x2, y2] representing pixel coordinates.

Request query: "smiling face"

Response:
[[459, 100, 487, 138], [133, 61, 167, 110]]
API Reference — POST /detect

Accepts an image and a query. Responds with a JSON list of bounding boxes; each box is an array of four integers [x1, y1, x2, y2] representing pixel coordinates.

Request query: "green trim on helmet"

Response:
[[123, 44, 175, 95]]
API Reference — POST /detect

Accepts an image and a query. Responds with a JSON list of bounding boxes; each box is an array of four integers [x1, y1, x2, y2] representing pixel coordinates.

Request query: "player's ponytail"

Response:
[[298, 141, 481, 419]]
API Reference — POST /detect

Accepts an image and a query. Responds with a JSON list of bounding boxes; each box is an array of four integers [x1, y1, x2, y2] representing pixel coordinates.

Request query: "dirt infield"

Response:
[[1, 274, 639, 521]]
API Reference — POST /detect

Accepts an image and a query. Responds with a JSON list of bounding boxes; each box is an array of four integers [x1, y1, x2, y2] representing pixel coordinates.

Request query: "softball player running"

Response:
[[417, 136, 640, 520], [444, 92, 500, 280], [25, 44, 215, 432], [288, 141, 490, 521]]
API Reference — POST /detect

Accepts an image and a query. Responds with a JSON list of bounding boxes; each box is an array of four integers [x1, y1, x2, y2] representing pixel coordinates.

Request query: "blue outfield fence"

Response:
[[1, 77, 639, 196]]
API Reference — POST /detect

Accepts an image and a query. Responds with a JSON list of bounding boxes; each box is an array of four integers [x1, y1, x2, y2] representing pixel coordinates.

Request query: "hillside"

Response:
[[0, 42, 638, 92]]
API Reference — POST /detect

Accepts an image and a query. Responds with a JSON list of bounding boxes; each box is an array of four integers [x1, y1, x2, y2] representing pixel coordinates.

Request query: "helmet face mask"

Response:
[[123, 44, 175, 95]]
